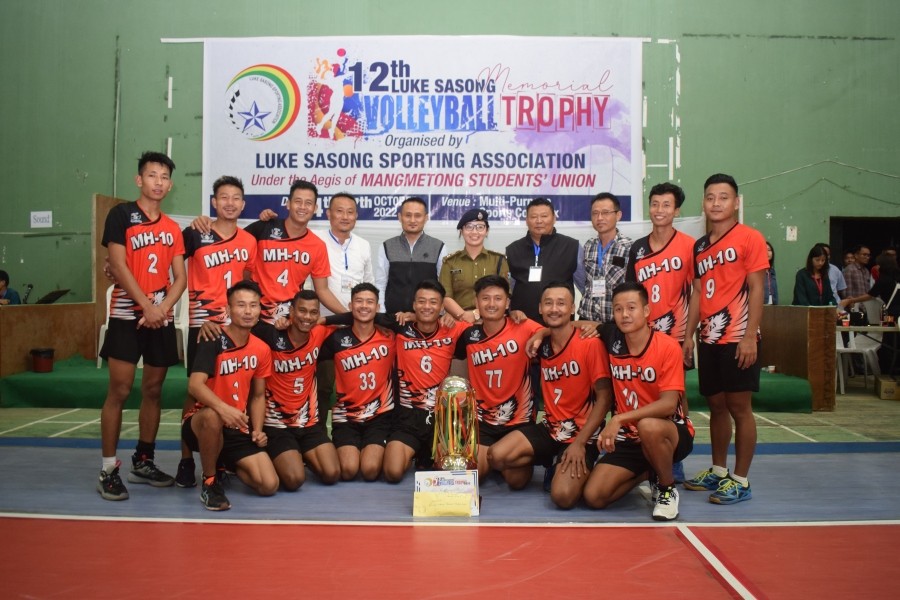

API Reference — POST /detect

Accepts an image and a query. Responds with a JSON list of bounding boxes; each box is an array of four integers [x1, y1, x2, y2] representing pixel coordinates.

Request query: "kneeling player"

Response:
[[582, 282, 694, 521], [183, 281, 278, 510], [255, 291, 341, 489], [489, 282, 612, 506], [381, 280, 469, 482], [456, 275, 544, 487], [319, 283, 396, 481]]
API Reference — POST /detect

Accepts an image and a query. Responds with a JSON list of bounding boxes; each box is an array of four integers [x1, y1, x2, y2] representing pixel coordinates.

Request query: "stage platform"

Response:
[[1, 356, 813, 412]]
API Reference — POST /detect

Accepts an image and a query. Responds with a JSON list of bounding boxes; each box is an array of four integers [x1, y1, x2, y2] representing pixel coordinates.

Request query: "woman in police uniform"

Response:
[[440, 208, 510, 324]]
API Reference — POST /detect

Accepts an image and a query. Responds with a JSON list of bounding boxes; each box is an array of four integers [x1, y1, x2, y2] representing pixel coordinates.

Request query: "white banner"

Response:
[[202, 36, 644, 230]]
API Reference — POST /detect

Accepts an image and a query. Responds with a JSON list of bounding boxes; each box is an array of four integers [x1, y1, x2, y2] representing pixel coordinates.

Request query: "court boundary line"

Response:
[[0, 408, 83, 436], [2, 512, 898, 528], [677, 524, 755, 599], [754, 413, 817, 442]]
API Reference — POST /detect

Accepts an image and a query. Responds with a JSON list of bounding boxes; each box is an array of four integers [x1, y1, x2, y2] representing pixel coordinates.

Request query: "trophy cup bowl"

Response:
[[433, 376, 478, 471]]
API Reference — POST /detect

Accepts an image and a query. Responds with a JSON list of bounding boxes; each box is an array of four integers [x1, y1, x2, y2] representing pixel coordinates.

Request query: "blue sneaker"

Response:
[[683, 467, 727, 491], [709, 478, 752, 504], [672, 461, 686, 483]]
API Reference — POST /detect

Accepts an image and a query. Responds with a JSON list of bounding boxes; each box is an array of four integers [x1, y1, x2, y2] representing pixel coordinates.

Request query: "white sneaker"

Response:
[[652, 486, 679, 521]]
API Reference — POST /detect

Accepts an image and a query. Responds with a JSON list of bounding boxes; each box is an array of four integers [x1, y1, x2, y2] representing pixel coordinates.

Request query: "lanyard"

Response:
[[596, 238, 614, 273], [328, 230, 350, 271], [532, 241, 541, 266]]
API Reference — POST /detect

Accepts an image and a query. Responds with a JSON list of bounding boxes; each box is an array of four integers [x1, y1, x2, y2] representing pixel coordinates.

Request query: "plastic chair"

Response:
[[96, 285, 115, 368], [835, 328, 881, 394], [862, 298, 884, 326]]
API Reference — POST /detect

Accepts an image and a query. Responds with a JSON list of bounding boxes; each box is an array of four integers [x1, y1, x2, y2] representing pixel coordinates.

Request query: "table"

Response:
[[835, 325, 898, 334]]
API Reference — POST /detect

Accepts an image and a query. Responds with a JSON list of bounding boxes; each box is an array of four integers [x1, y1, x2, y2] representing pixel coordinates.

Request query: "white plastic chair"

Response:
[[862, 298, 884, 326], [835, 328, 881, 394], [96, 285, 114, 368]]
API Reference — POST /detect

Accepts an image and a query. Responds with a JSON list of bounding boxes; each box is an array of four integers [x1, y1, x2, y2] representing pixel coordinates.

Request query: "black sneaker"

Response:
[[175, 458, 197, 488], [542, 462, 557, 493], [201, 480, 231, 511], [128, 459, 175, 487], [97, 461, 129, 501]]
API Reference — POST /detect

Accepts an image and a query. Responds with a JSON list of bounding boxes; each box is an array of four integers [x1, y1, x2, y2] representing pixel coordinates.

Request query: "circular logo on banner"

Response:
[[226, 64, 301, 141]]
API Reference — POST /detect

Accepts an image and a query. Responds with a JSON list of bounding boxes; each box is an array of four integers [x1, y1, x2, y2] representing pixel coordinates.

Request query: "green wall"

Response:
[[1, 0, 898, 303]]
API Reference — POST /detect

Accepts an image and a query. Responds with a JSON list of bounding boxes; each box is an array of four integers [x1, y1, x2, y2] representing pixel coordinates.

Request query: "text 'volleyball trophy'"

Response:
[[433, 376, 478, 471]]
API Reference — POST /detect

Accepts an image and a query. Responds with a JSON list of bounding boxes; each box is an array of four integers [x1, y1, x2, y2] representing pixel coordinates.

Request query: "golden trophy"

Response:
[[432, 376, 478, 471]]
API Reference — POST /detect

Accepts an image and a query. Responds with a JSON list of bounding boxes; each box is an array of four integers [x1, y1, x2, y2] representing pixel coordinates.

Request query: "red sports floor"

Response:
[[2, 517, 895, 598]]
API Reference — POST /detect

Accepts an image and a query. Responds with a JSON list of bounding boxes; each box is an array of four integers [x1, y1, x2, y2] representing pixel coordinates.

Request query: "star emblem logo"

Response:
[[238, 101, 271, 133]]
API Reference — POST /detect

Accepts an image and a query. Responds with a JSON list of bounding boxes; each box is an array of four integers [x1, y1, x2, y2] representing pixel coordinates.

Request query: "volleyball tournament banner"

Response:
[[202, 36, 643, 225]]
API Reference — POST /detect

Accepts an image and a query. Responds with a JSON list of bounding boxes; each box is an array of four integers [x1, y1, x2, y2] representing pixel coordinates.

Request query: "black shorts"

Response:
[[697, 342, 761, 396], [100, 318, 180, 367], [596, 422, 694, 475], [186, 326, 201, 373], [331, 411, 393, 449], [181, 413, 265, 471], [387, 405, 435, 464], [521, 423, 600, 468], [265, 424, 332, 459], [477, 421, 530, 447]]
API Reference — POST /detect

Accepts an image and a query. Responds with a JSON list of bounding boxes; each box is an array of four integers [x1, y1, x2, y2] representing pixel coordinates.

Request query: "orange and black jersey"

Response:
[[392, 319, 469, 411], [694, 223, 769, 345], [102, 201, 185, 321], [627, 230, 695, 342], [325, 313, 467, 411], [537, 331, 610, 443], [183, 227, 257, 327], [455, 317, 544, 427], [244, 219, 331, 323], [319, 327, 396, 424], [601, 323, 692, 443], [187, 329, 273, 433], [252, 321, 336, 429]]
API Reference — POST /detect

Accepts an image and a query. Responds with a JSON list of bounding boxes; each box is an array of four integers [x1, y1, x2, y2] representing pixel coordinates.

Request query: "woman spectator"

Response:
[[793, 245, 835, 306], [763, 241, 778, 304]]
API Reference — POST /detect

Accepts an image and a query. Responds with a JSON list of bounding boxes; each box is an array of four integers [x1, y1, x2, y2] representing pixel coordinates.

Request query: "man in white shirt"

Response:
[[317, 193, 375, 315]]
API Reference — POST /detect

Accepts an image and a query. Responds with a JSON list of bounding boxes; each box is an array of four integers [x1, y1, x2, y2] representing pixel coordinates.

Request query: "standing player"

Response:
[[191, 180, 344, 322], [456, 275, 544, 487], [583, 282, 693, 521], [682, 174, 768, 504], [489, 282, 612, 507], [247, 180, 344, 322], [255, 291, 341, 489], [381, 280, 469, 482], [183, 281, 277, 510], [97, 151, 186, 501], [176, 175, 257, 488], [626, 181, 695, 483], [319, 283, 396, 480]]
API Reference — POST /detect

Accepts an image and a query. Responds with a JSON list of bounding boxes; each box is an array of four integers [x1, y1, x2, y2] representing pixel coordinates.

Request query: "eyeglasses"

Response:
[[463, 223, 487, 232], [591, 210, 620, 218]]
